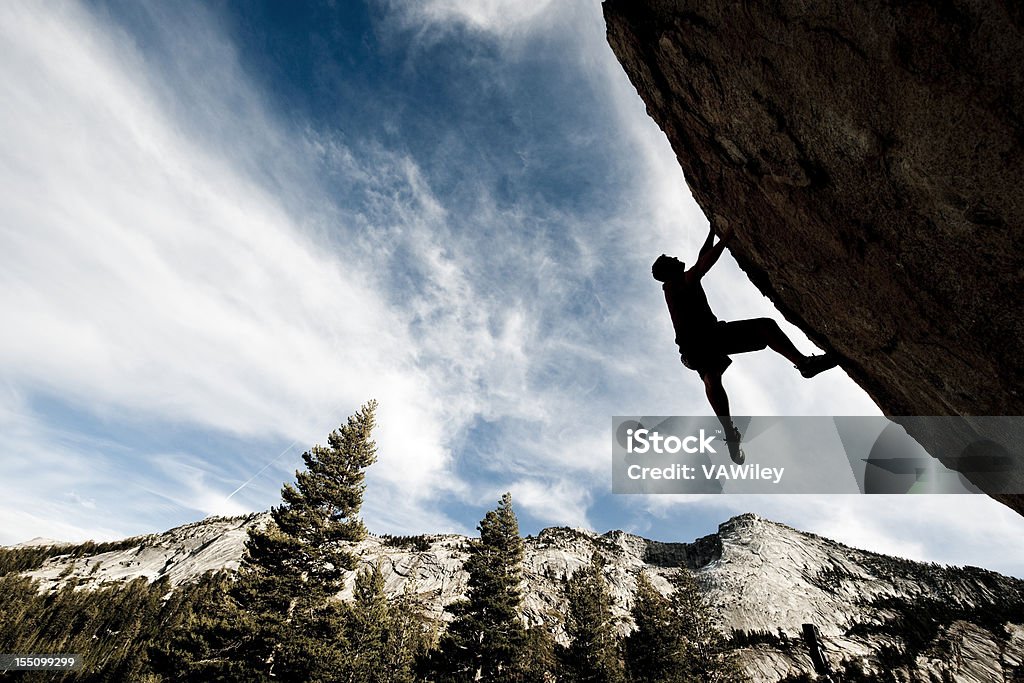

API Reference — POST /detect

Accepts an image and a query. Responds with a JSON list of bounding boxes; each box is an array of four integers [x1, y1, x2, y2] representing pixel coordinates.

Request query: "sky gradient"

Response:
[[3, 0, 1024, 577]]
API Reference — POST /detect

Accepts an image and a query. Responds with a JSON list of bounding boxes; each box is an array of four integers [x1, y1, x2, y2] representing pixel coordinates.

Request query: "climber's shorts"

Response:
[[679, 319, 772, 379]]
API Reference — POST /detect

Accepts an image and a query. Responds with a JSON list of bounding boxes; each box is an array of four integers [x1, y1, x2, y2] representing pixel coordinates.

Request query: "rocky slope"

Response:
[[602, 0, 1024, 515], [18, 513, 1024, 681]]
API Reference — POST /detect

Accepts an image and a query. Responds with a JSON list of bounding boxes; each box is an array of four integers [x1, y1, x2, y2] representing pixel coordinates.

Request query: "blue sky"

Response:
[[3, 0, 1024, 577]]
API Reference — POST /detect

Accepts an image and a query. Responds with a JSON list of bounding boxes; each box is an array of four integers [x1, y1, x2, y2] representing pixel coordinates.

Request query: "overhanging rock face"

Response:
[[603, 0, 1024, 513]]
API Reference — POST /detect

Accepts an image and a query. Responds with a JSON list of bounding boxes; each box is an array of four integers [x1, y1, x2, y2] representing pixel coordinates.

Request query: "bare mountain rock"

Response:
[[19, 512, 1024, 680], [602, 0, 1024, 513]]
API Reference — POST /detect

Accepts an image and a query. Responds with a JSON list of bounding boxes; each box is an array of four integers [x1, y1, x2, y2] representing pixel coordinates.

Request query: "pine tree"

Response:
[[149, 571, 247, 682], [518, 623, 559, 683], [665, 568, 746, 683], [339, 562, 396, 683], [346, 563, 390, 677], [385, 577, 437, 682], [158, 401, 380, 682], [624, 570, 679, 682], [336, 562, 436, 683], [560, 552, 626, 683], [430, 492, 527, 683]]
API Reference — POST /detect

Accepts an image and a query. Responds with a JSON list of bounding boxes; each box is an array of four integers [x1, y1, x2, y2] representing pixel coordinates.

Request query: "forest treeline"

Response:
[[0, 401, 745, 682]]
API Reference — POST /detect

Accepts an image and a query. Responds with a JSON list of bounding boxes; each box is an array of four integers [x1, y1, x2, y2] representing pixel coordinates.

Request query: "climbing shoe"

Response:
[[724, 424, 742, 443], [797, 353, 839, 379], [724, 424, 744, 465]]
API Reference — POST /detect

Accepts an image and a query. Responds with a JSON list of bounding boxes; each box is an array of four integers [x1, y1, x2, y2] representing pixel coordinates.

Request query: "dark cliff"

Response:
[[604, 0, 1024, 513]]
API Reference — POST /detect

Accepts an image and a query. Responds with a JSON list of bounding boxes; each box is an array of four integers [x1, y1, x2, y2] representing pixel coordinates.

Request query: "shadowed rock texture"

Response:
[[603, 0, 1024, 513]]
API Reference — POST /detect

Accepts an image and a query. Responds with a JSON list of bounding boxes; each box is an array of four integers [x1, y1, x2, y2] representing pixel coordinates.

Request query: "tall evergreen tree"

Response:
[[430, 492, 527, 682], [624, 570, 679, 683], [233, 400, 380, 681], [560, 552, 626, 683], [383, 575, 438, 683], [518, 623, 560, 683], [340, 561, 432, 683], [158, 401, 380, 682], [665, 568, 746, 683]]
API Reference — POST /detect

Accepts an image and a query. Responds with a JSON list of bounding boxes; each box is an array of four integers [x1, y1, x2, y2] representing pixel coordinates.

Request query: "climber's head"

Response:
[[652, 254, 685, 282]]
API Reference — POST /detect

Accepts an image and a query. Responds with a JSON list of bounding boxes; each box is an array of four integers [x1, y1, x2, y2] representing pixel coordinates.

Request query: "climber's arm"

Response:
[[687, 227, 733, 281], [698, 224, 716, 256]]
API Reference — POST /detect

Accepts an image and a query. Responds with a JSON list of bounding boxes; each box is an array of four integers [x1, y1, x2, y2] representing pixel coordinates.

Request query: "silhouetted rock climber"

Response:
[[653, 225, 838, 463]]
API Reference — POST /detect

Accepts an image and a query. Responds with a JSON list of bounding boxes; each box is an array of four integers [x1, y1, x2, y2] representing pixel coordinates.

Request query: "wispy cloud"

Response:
[[0, 1, 463, 535], [0, 386, 136, 543], [509, 478, 593, 529], [381, 0, 567, 45], [1, 0, 637, 539]]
